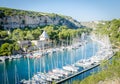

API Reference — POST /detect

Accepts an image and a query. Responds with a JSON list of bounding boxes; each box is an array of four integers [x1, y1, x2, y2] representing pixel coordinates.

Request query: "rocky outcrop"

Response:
[[0, 7, 82, 29]]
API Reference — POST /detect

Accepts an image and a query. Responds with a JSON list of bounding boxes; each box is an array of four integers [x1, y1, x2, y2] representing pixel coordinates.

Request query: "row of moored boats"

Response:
[[20, 35, 114, 84]]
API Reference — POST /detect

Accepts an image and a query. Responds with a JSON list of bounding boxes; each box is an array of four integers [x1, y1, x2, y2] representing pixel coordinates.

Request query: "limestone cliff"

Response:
[[0, 7, 81, 29]]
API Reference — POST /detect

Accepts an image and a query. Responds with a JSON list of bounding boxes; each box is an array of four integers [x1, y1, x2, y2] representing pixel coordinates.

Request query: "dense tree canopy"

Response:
[[0, 42, 20, 56], [0, 25, 91, 56], [0, 30, 8, 38]]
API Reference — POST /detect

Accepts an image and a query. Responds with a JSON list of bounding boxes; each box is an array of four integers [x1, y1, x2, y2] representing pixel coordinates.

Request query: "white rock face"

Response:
[[0, 14, 81, 29]]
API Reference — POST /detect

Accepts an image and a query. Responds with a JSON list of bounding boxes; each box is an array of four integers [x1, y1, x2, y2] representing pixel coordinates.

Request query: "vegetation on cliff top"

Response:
[[0, 7, 72, 19], [0, 7, 82, 29]]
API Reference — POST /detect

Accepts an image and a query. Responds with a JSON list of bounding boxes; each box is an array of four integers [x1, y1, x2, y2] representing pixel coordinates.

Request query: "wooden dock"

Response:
[[56, 63, 100, 84], [56, 54, 114, 84]]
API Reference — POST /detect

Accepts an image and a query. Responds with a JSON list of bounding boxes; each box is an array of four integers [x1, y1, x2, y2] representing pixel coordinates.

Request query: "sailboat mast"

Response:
[[62, 41, 64, 66], [27, 57, 30, 82], [4, 62, 6, 84], [15, 65, 17, 84]]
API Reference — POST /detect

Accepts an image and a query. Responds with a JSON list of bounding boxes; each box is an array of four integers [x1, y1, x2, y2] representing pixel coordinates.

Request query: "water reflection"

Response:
[[0, 39, 98, 84]]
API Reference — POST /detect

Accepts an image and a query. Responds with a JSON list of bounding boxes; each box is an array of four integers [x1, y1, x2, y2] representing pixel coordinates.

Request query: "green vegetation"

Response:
[[95, 19, 120, 45], [0, 42, 20, 56], [9, 25, 91, 41], [73, 19, 120, 84], [0, 30, 8, 38], [0, 7, 70, 18], [0, 25, 91, 56], [0, 7, 86, 56]]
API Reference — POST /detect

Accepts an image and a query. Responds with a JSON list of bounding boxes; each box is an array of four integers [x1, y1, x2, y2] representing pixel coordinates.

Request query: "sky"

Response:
[[0, 0, 120, 21]]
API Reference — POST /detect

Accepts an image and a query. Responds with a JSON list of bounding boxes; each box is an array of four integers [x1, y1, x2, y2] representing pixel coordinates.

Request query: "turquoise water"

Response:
[[0, 40, 98, 84]]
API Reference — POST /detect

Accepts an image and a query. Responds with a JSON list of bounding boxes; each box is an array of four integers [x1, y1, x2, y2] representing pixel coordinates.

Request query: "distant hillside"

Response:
[[81, 21, 97, 28], [81, 21, 106, 30], [0, 7, 82, 29]]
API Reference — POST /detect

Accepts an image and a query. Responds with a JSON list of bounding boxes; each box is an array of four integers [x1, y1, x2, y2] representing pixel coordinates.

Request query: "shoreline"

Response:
[[0, 40, 85, 62], [20, 35, 115, 84]]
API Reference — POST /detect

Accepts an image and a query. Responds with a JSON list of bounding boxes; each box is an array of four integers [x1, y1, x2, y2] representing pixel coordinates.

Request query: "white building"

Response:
[[31, 30, 51, 49], [39, 30, 49, 41]]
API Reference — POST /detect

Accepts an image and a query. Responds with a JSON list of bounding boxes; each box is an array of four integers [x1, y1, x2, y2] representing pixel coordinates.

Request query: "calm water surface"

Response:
[[0, 39, 98, 84]]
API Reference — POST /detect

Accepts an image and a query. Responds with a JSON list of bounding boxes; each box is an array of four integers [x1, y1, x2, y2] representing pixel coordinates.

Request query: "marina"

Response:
[[0, 34, 114, 84], [56, 63, 100, 84], [0, 2, 119, 84], [21, 35, 113, 84]]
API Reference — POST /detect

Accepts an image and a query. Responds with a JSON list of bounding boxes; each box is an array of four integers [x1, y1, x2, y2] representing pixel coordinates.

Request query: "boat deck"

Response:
[[56, 53, 114, 84]]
